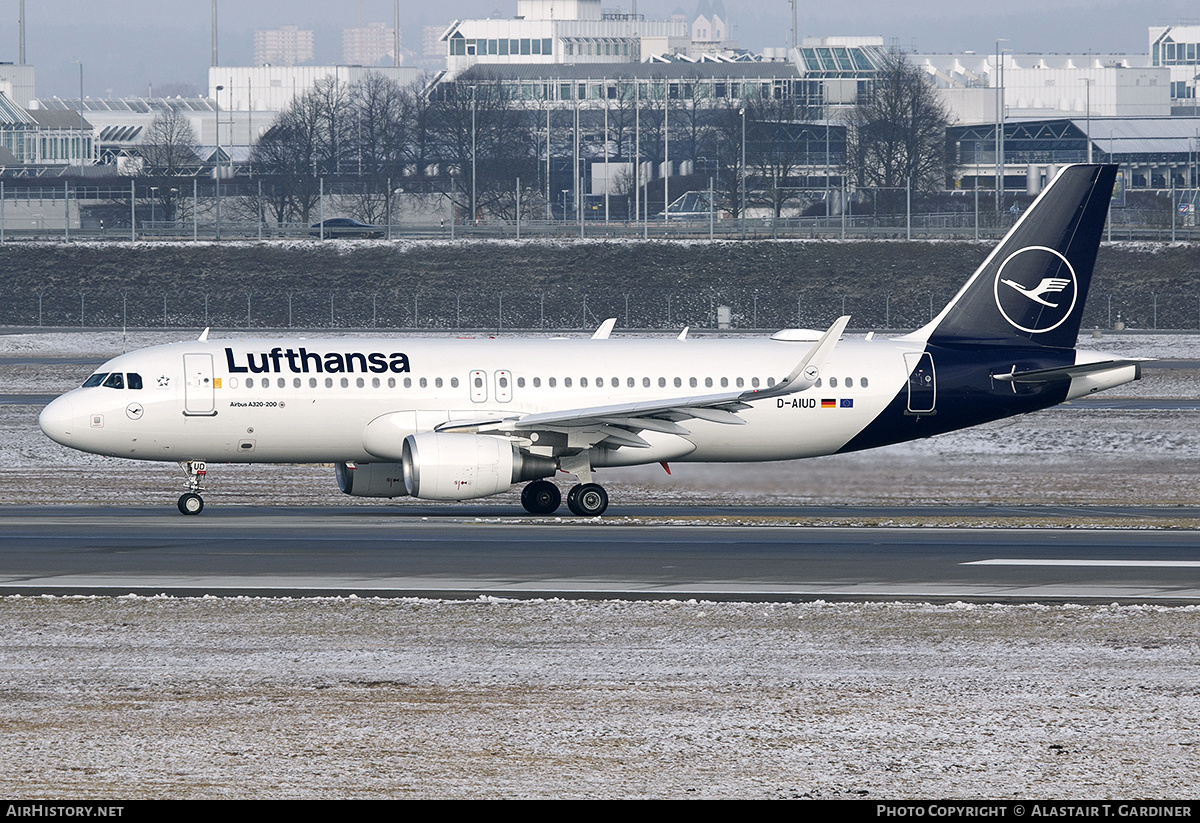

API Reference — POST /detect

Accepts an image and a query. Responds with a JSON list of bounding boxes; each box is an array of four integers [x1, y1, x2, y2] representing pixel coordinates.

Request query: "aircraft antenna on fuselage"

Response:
[[591, 318, 617, 340], [198, 327, 210, 342]]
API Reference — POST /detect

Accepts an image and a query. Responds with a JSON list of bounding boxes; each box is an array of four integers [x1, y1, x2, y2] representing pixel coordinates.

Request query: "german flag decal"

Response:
[[821, 399, 836, 408]]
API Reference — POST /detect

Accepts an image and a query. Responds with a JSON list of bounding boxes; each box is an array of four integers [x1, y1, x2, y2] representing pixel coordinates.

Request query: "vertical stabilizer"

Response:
[[919, 164, 1117, 349]]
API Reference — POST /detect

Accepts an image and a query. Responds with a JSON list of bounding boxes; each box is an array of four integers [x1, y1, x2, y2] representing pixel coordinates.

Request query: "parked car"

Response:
[[309, 218, 383, 239]]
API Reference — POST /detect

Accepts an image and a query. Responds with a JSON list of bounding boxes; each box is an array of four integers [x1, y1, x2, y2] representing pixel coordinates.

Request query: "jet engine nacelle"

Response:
[[335, 461, 410, 498], [401, 432, 556, 500]]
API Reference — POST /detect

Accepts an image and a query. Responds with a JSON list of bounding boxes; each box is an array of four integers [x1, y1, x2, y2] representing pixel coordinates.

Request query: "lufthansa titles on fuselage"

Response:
[[224, 347, 411, 375]]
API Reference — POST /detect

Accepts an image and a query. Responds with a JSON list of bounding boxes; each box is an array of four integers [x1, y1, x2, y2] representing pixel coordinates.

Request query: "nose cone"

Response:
[[39, 395, 76, 447]]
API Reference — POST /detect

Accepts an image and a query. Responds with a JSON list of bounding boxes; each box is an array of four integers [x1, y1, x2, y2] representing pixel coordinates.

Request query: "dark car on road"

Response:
[[309, 218, 383, 239]]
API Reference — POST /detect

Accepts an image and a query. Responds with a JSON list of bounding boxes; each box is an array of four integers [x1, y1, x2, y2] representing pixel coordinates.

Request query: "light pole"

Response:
[[740, 106, 747, 235], [994, 39, 1008, 217], [1084, 78, 1093, 163], [663, 93, 670, 225], [215, 84, 223, 240], [150, 186, 157, 228], [604, 101, 610, 223], [72, 60, 84, 164], [635, 81, 640, 224], [470, 87, 476, 224]]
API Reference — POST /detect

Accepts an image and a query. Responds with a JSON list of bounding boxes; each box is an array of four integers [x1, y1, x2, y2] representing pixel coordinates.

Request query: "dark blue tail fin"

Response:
[[921, 164, 1117, 349]]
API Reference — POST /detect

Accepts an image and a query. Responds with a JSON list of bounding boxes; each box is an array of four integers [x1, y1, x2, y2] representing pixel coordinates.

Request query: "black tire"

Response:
[[521, 480, 561, 515], [177, 493, 204, 515], [566, 483, 608, 517]]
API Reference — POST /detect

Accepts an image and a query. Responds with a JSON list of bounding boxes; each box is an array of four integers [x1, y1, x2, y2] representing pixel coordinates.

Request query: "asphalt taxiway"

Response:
[[3, 505, 1199, 602]]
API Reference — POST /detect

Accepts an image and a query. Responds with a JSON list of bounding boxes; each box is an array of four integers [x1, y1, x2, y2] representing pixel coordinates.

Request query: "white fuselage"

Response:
[[40, 334, 922, 465]]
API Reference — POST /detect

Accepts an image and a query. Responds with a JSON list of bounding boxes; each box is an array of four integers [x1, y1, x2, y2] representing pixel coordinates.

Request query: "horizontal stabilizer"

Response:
[[993, 359, 1144, 384]]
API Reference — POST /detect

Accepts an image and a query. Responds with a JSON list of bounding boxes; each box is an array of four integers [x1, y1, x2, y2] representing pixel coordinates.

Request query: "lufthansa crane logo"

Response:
[[992, 246, 1078, 334]]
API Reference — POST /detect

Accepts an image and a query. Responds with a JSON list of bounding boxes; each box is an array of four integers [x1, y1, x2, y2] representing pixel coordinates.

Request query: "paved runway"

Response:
[[3, 505, 1199, 602]]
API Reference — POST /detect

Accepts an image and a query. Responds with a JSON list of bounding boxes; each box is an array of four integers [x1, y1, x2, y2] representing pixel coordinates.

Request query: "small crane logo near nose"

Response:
[[126, 403, 144, 420]]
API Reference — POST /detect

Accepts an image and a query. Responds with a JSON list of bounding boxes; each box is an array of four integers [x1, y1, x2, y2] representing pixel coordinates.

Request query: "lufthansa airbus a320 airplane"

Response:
[[40, 164, 1140, 517]]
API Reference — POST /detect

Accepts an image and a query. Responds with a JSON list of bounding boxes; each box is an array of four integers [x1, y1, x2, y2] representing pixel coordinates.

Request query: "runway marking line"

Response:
[[966, 559, 1200, 567]]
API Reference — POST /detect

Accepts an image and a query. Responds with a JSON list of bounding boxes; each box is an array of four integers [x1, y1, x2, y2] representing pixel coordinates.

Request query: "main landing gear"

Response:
[[520, 479, 561, 514], [177, 460, 207, 515], [566, 483, 608, 517], [520, 479, 609, 516]]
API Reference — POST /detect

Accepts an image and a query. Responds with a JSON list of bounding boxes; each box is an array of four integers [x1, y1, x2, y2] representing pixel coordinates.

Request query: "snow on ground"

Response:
[[1, 596, 1197, 799]]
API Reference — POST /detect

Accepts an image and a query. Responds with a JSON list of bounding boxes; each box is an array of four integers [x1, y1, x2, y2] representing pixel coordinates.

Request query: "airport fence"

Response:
[[5, 288, 1198, 334], [0, 179, 1197, 243]]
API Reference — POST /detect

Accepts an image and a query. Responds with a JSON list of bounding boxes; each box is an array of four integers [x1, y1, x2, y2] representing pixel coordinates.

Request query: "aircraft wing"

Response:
[[436, 316, 851, 450]]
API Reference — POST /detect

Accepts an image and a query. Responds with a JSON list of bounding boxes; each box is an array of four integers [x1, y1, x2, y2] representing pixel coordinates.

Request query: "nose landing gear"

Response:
[[177, 460, 207, 515], [177, 492, 204, 515]]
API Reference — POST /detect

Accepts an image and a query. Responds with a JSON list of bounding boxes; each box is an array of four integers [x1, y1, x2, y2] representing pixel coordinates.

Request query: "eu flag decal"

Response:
[[840, 398, 853, 408]]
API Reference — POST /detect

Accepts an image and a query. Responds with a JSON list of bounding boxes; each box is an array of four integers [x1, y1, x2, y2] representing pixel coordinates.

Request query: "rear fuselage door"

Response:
[[904, 351, 936, 413], [183, 353, 216, 415]]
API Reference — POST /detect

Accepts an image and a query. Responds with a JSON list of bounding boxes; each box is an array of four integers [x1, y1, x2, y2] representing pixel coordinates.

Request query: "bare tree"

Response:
[[844, 51, 955, 211], [140, 108, 200, 172], [671, 72, 715, 173], [346, 72, 411, 223], [138, 108, 200, 221], [706, 100, 746, 219], [251, 76, 355, 225], [430, 76, 537, 221], [745, 96, 820, 220]]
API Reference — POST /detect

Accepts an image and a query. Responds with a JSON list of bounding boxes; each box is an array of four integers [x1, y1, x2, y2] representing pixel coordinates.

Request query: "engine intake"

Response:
[[401, 432, 555, 500]]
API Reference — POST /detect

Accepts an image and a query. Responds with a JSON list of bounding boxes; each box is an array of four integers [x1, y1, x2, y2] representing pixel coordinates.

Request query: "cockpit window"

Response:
[[82, 373, 108, 388], [127, 373, 143, 390], [102, 373, 125, 389]]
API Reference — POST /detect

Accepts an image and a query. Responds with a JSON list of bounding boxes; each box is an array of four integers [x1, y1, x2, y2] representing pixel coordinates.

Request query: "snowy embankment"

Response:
[[0, 596, 1197, 799]]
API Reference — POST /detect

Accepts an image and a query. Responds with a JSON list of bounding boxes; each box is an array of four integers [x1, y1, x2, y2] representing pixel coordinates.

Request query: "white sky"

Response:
[[4, 0, 1195, 99]]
